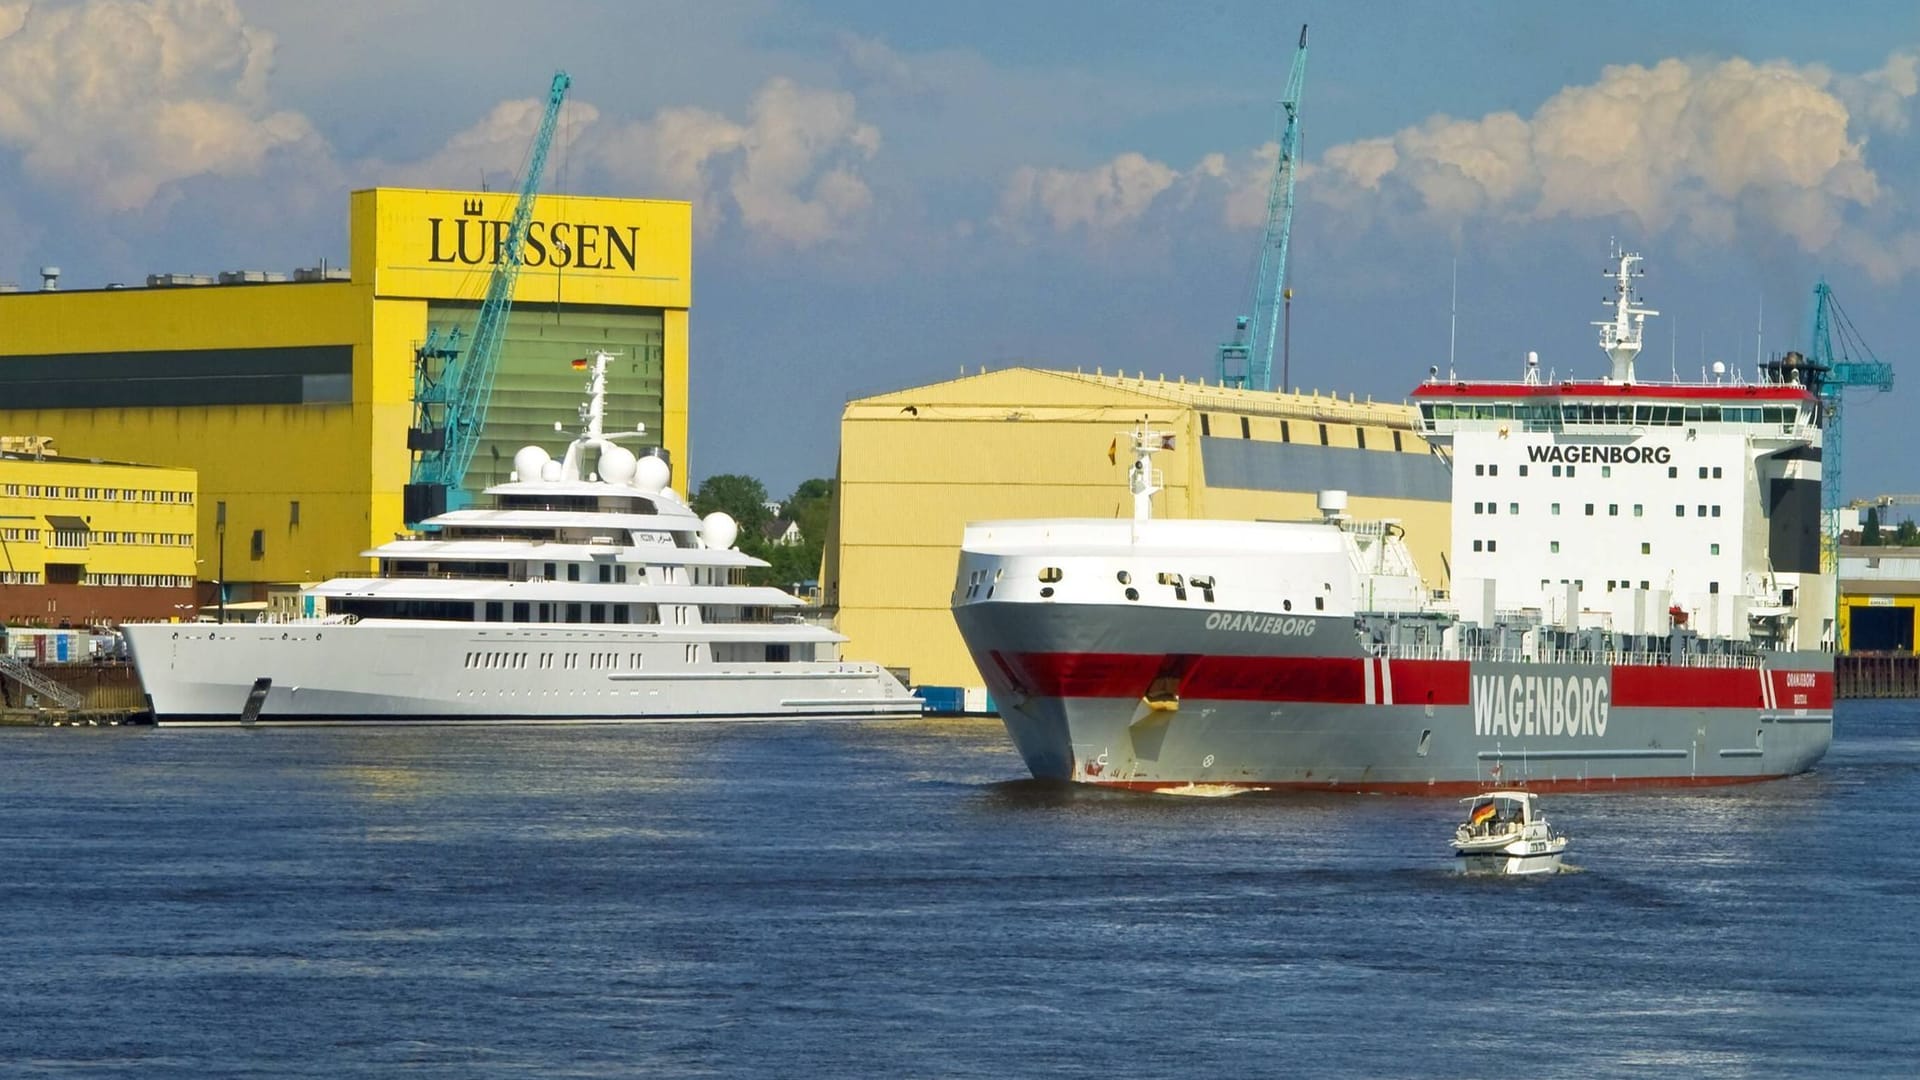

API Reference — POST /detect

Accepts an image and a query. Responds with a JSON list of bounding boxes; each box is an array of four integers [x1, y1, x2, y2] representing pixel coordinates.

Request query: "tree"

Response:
[[1864, 505, 1883, 546], [1896, 519, 1920, 547], [690, 474, 772, 539]]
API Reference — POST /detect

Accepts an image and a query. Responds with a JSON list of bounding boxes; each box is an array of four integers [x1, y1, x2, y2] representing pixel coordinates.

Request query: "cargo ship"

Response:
[[951, 252, 1834, 791]]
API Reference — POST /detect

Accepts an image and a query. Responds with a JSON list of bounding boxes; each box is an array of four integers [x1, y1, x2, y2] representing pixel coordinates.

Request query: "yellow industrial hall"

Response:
[[826, 367, 1454, 688], [0, 437, 199, 626], [0, 188, 691, 606]]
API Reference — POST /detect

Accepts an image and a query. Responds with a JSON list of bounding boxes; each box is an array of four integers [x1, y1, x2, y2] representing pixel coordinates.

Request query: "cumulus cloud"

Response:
[[593, 77, 881, 247], [382, 94, 603, 191], [0, 0, 323, 211], [995, 151, 1180, 236], [1310, 51, 1920, 278]]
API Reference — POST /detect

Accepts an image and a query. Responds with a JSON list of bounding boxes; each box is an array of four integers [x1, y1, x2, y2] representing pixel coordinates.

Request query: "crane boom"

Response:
[[1218, 24, 1307, 392], [405, 71, 572, 525], [1805, 279, 1894, 574]]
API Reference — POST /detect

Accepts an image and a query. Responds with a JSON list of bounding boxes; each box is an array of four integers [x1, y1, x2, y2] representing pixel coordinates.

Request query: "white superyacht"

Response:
[[125, 354, 919, 725]]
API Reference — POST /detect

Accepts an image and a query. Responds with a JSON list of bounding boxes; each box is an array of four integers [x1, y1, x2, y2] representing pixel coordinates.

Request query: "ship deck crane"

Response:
[[405, 71, 572, 526], [1217, 24, 1308, 392], [1803, 280, 1894, 573]]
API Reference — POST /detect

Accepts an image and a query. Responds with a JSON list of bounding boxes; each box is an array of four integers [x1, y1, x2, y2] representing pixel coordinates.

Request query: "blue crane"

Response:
[[1217, 24, 1308, 392], [404, 70, 572, 525], [1803, 280, 1894, 575]]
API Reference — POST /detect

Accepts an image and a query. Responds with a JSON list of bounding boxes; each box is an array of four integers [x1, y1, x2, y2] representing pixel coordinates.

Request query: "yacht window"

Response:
[[590, 604, 606, 624], [513, 602, 531, 622], [1116, 571, 1132, 585], [485, 602, 504, 621], [598, 564, 612, 583], [544, 562, 557, 580], [614, 604, 629, 622], [567, 564, 581, 582], [566, 604, 583, 624], [1039, 567, 1063, 583], [616, 566, 629, 583]]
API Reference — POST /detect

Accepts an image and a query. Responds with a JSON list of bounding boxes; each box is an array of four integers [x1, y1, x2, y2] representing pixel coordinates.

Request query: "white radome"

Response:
[[701, 512, 739, 551], [513, 445, 550, 483], [634, 454, 671, 494], [598, 445, 637, 485], [540, 459, 563, 482]]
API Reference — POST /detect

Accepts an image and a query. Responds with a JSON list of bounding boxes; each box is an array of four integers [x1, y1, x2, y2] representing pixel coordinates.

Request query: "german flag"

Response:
[[1470, 802, 1497, 826], [571, 357, 590, 370]]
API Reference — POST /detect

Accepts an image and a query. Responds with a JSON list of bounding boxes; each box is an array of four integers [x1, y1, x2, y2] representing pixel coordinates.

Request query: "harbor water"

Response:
[[2, 704, 1916, 1077]]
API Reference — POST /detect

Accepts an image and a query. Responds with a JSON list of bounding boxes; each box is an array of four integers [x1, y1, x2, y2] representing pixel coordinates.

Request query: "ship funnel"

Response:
[[1317, 489, 1349, 521]]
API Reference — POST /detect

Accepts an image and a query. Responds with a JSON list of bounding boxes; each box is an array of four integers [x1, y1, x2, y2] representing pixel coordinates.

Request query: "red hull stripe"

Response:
[[1409, 382, 1815, 402], [994, 652, 1833, 711]]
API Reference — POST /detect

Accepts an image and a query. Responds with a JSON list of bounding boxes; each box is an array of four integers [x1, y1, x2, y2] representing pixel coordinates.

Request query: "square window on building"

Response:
[[1488, 540, 1497, 552], [1699, 467, 1709, 479], [1711, 543, 1721, 555], [1712, 466, 1723, 478], [1474, 501, 1484, 513], [1552, 503, 1561, 515], [1509, 502, 1519, 515], [1602, 465, 1612, 478], [1609, 504, 1618, 516], [1519, 465, 1529, 477], [1475, 464, 1485, 476], [1553, 465, 1562, 478], [1550, 541, 1561, 554], [1641, 542, 1651, 554], [1634, 504, 1643, 517], [1668, 466, 1677, 478], [1489, 464, 1498, 476], [1640, 580, 1650, 590], [1697, 505, 1707, 517], [1676, 505, 1685, 517], [1585, 504, 1595, 516], [1473, 540, 1484, 552], [1712, 505, 1721, 517], [1709, 581, 1720, 594]]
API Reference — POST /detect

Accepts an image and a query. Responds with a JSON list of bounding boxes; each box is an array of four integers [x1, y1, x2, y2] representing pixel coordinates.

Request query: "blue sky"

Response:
[[3, 0, 1918, 501]]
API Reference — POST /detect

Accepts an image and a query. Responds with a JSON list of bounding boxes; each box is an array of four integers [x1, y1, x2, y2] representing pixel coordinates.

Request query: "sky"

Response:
[[3, 0, 1919, 501]]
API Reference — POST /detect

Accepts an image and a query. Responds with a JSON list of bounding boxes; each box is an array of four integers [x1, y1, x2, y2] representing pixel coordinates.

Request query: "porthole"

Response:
[[1039, 567, 1063, 583], [1124, 587, 1139, 601], [1283, 600, 1292, 611], [1116, 570, 1132, 585], [1040, 586, 1055, 598]]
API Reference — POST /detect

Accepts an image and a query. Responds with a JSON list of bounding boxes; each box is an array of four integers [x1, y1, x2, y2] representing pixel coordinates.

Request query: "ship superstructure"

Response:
[[952, 252, 1834, 792], [127, 353, 919, 724]]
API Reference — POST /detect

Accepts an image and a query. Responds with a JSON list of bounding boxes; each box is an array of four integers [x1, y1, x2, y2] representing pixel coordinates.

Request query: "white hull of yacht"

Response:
[[125, 621, 921, 725]]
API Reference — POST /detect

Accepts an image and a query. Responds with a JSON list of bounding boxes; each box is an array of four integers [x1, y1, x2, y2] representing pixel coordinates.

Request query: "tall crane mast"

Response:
[[404, 70, 572, 526], [1804, 280, 1894, 574], [1218, 24, 1308, 392]]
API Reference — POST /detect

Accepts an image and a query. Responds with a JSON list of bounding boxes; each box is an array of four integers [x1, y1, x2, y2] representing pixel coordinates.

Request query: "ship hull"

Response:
[[125, 622, 921, 725], [953, 601, 1833, 793]]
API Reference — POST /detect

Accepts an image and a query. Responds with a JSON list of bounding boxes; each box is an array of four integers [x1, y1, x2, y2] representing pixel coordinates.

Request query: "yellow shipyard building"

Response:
[[0, 439, 199, 625], [0, 189, 691, 610], [827, 368, 1454, 688]]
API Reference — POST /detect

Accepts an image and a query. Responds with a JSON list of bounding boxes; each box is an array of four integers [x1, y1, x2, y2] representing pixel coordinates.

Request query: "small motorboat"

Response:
[[1452, 790, 1568, 876]]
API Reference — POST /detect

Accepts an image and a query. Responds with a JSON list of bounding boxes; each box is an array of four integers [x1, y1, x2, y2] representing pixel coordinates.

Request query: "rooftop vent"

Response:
[[147, 273, 215, 287], [39, 266, 59, 291], [292, 266, 350, 282], [218, 269, 290, 285]]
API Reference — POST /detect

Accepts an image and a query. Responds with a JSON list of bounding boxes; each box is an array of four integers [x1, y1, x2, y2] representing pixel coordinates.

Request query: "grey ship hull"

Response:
[[953, 601, 1833, 793]]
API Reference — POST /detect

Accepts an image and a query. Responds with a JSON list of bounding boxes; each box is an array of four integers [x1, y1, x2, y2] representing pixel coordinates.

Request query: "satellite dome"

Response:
[[512, 445, 550, 482], [598, 445, 637, 485], [633, 454, 671, 494], [660, 486, 680, 504], [539, 459, 563, 482], [700, 512, 739, 551]]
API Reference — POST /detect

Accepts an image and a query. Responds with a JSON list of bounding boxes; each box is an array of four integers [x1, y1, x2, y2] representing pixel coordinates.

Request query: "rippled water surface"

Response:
[[2, 704, 1916, 1077]]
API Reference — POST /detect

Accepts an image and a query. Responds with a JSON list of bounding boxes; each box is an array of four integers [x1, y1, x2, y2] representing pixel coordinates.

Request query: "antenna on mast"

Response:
[[1448, 257, 1458, 374]]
